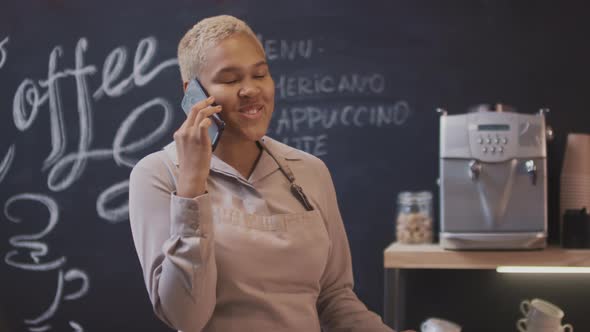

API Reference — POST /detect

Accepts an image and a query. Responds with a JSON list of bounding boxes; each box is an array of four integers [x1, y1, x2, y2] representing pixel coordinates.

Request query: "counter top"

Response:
[[384, 242, 590, 269]]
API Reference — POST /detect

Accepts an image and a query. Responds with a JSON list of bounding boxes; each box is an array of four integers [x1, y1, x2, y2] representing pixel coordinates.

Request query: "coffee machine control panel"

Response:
[[440, 109, 547, 163], [468, 114, 519, 162]]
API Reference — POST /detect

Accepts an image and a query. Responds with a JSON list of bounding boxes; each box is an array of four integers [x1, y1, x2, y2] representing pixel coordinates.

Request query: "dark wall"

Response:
[[1, 1, 589, 331]]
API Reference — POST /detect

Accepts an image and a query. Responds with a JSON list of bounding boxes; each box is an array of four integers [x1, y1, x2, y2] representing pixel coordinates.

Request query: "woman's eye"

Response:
[[223, 80, 238, 84], [254, 74, 267, 79]]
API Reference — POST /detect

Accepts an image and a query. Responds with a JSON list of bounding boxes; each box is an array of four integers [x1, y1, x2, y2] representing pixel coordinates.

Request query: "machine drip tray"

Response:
[[440, 232, 547, 250]]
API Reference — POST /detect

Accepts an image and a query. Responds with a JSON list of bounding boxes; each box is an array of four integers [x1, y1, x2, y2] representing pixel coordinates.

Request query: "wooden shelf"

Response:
[[384, 242, 590, 269]]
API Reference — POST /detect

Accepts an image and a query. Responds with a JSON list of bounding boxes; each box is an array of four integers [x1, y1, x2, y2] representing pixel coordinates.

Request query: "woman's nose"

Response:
[[238, 84, 261, 98]]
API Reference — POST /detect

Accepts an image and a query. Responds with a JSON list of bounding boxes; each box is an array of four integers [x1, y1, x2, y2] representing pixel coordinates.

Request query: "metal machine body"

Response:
[[439, 106, 548, 250]]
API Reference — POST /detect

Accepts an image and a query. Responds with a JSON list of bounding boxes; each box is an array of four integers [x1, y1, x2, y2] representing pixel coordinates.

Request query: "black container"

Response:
[[562, 208, 590, 248]]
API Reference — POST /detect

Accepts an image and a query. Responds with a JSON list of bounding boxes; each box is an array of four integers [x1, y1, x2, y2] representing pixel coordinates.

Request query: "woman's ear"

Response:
[[182, 81, 188, 92]]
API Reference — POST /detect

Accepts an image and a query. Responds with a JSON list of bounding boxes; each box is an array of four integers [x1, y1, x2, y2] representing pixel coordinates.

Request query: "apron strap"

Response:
[[258, 141, 314, 211]]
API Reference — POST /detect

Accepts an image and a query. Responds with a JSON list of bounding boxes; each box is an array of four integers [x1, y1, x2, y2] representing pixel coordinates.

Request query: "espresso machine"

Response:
[[438, 104, 551, 250]]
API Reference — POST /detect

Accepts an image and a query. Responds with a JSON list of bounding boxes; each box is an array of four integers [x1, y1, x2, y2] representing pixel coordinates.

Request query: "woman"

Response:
[[129, 15, 396, 332]]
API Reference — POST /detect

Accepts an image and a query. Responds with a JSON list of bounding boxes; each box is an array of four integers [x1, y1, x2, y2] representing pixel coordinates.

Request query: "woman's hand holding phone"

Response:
[[174, 96, 222, 198]]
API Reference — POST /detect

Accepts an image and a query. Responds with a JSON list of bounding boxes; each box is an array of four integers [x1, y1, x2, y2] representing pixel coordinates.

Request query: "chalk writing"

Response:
[[280, 134, 328, 156], [112, 97, 174, 168], [272, 101, 411, 135], [93, 36, 178, 99], [0, 144, 15, 184], [0, 36, 8, 69], [275, 73, 386, 99], [4, 34, 177, 331], [11, 36, 175, 192], [29, 326, 50, 332], [256, 35, 414, 157], [13, 40, 96, 171], [46, 97, 173, 192], [3, 194, 66, 271], [92, 95, 175, 223], [258, 34, 314, 61], [96, 180, 130, 223], [13, 79, 44, 131], [12, 36, 177, 179], [3, 193, 89, 331], [68, 321, 84, 332], [23, 268, 89, 332]]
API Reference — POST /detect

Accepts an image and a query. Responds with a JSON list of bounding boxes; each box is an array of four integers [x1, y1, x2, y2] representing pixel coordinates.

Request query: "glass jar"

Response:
[[395, 191, 433, 244]]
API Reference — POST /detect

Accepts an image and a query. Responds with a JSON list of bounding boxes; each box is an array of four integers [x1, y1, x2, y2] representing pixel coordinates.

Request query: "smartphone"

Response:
[[181, 78, 225, 151]]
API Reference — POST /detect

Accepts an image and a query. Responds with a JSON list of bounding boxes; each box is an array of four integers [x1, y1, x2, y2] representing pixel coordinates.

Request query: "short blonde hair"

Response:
[[177, 15, 263, 82]]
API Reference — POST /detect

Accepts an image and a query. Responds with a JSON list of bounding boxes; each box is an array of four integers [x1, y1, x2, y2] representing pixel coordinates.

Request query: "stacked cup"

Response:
[[560, 133, 590, 228], [516, 298, 573, 332]]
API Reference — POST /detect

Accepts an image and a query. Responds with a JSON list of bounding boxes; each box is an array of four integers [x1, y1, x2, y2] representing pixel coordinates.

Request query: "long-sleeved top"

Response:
[[128, 136, 394, 332]]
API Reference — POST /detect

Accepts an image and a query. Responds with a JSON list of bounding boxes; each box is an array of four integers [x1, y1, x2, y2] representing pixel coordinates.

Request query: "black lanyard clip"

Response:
[[290, 183, 314, 211], [259, 140, 315, 212]]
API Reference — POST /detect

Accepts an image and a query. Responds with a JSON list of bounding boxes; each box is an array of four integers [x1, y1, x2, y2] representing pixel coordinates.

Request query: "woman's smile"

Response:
[[238, 103, 264, 120]]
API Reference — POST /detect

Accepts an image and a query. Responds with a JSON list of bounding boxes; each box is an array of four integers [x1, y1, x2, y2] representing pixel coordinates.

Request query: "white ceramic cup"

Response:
[[520, 298, 564, 325], [517, 318, 573, 332], [421, 317, 461, 332]]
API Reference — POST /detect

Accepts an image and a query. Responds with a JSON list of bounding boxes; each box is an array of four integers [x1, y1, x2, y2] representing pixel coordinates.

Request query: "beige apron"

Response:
[[203, 143, 331, 332]]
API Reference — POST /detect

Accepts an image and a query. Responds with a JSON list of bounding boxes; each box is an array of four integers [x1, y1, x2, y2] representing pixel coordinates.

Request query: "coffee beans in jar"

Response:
[[395, 191, 433, 244]]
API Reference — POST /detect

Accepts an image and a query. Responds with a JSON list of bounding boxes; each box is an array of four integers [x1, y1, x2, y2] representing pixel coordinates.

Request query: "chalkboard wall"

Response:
[[2, 1, 590, 331]]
